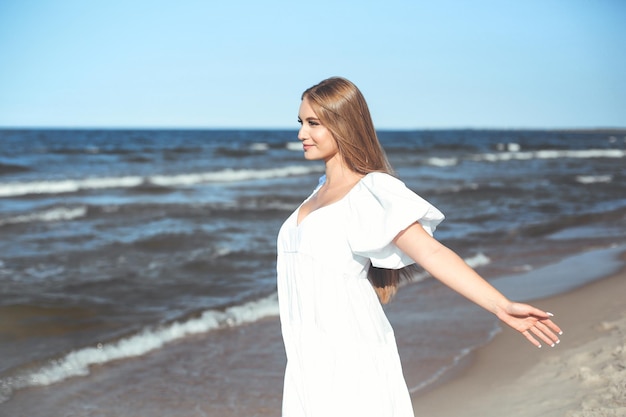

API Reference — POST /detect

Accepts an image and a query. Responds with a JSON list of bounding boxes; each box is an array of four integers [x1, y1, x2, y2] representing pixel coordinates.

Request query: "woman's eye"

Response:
[[297, 118, 320, 127]]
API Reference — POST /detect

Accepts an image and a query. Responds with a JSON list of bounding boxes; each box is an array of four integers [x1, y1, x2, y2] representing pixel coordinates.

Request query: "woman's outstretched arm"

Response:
[[393, 222, 563, 348]]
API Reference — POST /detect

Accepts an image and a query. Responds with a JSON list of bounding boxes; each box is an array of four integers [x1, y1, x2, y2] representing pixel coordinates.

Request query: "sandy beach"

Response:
[[412, 257, 626, 417]]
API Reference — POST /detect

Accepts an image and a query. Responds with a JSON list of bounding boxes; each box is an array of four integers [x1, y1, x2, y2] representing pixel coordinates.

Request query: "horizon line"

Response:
[[1, 126, 626, 133]]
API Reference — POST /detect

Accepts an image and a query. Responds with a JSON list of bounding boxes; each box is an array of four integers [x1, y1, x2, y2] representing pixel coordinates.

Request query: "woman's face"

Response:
[[297, 97, 339, 163]]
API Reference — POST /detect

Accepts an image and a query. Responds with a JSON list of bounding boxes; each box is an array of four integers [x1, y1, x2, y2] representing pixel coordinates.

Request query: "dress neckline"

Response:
[[296, 173, 372, 227]]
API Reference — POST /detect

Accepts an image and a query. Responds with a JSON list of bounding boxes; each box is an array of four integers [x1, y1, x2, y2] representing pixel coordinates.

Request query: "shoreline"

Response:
[[411, 256, 626, 417]]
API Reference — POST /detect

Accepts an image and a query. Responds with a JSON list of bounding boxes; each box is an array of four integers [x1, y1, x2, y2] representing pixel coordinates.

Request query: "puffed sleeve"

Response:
[[346, 172, 445, 269]]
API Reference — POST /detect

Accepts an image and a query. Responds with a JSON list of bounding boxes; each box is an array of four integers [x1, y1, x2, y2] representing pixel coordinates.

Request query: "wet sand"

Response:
[[412, 259, 626, 417]]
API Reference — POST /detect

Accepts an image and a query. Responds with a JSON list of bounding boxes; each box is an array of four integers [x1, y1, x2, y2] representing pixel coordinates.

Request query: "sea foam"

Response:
[[0, 166, 323, 197], [149, 165, 321, 187], [575, 175, 613, 184], [0, 293, 279, 403], [465, 252, 491, 268], [426, 157, 459, 167], [0, 206, 87, 226], [473, 148, 625, 163]]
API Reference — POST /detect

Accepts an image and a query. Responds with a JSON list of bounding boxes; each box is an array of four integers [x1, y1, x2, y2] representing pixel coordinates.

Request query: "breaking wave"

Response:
[[0, 293, 279, 403], [471, 148, 625, 163], [0, 165, 323, 197], [576, 175, 613, 184], [0, 206, 87, 226]]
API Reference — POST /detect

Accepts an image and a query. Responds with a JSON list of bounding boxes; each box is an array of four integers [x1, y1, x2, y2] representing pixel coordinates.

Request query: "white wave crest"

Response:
[[149, 165, 322, 187], [473, 148, 625, 163], [0, 206, 87, 226], [0, 176, 143, 197], [464, 252, 491, 268], [0, 294, 279, 402], [495, 143, 521, 152], [0, 166, 323, 197], [575, 175, 613, 184], [286, 142, 303, 151], [249, 142, 269, 151], [426, 157, 458, 167]]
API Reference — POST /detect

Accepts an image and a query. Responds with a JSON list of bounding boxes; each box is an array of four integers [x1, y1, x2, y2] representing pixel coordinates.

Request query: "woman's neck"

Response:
[[324, 158, 362, 189]]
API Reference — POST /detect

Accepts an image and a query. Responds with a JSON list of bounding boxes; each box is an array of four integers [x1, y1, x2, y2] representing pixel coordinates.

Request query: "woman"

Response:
[[276, 77, 562, 417]]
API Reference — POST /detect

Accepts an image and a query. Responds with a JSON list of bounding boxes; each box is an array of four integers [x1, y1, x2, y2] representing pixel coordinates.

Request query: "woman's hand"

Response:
[[496, 302, 563, 348]]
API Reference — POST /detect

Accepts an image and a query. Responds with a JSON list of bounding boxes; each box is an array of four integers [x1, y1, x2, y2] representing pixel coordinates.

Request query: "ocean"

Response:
[[1, 128, 625, 416]]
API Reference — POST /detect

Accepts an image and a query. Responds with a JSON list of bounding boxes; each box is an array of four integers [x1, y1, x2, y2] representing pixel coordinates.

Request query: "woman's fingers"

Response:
[[522, 330, 542, 348], [530, 325, 556, 347], [540, 317, 563, 336], [525, 319, 562, 348]]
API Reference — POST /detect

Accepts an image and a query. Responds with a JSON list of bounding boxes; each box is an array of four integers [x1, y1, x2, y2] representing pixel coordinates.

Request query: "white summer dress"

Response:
[[277, 172, 445, 417]]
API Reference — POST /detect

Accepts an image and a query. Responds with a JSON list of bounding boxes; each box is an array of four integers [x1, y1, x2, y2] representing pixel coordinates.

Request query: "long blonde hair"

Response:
[[302, 76, 415, 303]]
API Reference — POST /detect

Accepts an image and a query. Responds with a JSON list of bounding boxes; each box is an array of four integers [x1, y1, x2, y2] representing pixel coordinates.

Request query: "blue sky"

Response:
[[0, 0, 624, 129]]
